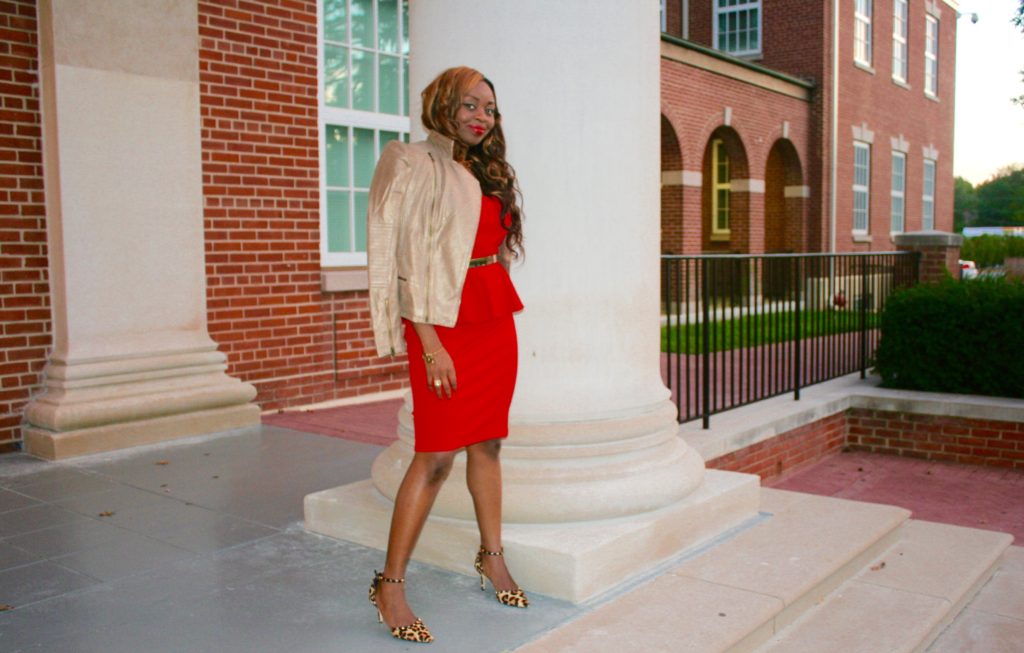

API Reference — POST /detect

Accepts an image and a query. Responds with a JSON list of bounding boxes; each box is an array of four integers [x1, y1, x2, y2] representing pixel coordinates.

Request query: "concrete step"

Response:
[[755, 520, 1013, 653], [513, 489, 912, 652], [927, 546, 1024, 652]]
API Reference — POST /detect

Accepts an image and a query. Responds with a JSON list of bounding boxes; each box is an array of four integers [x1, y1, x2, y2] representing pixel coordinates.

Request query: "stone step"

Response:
[[512, 489, 911, 652], [927, 546, 1024, 652], [755, 519, 1013, 653]]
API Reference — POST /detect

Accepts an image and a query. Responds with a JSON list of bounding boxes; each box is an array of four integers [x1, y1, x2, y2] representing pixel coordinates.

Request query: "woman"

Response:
[[365, 66, 527, 644]]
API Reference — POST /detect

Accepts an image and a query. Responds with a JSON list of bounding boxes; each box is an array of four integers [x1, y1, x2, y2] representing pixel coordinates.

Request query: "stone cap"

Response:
[[893, 231, 964, 247]]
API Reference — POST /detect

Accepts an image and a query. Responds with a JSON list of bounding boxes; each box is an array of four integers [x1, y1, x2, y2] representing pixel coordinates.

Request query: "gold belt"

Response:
[[468, 254, 499, 268]]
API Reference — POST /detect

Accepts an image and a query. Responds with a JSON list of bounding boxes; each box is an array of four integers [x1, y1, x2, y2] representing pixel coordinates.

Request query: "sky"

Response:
[[953, 0, 1024, 185]]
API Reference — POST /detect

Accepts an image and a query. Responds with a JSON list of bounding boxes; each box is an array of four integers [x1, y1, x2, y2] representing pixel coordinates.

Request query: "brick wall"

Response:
[[707, 412, 847, 480], [661, 114, 684, 254], [847, 408, 1024, 470], [198, 0, 405, 412], [0, 0, 47, 445], [708, 406, 1024, 484], [834, 1, 956, 249]]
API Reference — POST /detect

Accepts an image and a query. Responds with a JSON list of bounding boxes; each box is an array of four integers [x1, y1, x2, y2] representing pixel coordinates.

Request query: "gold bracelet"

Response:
[[422, 348, 443, 365]]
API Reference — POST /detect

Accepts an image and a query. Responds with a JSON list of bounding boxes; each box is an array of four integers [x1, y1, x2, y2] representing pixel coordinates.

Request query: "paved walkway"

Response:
[[0, 396, 1020, 651]]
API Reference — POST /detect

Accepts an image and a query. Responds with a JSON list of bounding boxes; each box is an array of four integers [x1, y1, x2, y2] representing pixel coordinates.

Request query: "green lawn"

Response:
[[661, 310, 880, 354]]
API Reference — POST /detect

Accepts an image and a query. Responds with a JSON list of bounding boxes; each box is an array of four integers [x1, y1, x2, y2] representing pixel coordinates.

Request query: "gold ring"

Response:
[[433, 379, 442, 388]]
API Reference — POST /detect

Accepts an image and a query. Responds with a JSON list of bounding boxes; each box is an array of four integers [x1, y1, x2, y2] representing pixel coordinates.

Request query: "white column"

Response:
[[23, 0, 259, 459], [305, 0, 758, 602]]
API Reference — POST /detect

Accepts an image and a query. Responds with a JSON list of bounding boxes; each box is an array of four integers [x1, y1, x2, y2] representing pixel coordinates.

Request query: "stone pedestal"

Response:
[[894, 231, 963, 282], [304, 0, 759, 602], [24, 0, 258, 459]]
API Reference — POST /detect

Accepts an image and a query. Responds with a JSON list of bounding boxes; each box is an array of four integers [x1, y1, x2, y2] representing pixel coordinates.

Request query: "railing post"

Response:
[[793, 255, 802, 400], [859, 254, 868, 378], [701, 257, 711, 429]]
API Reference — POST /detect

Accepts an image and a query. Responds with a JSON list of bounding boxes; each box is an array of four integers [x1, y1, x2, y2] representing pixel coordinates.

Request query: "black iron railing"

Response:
[[661, 252, 920, 427]]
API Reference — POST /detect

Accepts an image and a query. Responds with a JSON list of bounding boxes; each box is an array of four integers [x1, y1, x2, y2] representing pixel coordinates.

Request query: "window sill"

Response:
[[891, 78, 911, 90], [925, 92, 940, 103], [321, 268, 369, 293], [852, 233, 873, 244], [854, 61, 875, 75], [710, 232, 731, 242]]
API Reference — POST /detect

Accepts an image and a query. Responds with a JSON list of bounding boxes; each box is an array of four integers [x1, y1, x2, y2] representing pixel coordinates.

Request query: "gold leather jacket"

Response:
[[367, 131, 483, 356]]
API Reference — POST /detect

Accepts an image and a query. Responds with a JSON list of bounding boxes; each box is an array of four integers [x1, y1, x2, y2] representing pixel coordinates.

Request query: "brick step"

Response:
[[754, 520, 1012, 653]]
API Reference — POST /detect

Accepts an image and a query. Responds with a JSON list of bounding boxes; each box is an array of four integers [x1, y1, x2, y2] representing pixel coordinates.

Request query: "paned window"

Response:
[[711, 139, 731, 238], [853, 141, 871, 233], [660, 0, 667, 32], [891, 152, 906, 234], [922, 159, 936, 230], [892, 0, 908, 82], [320, 0, 410, 267], [925, 16, 939, 96], [854, 0, 872, 66], [714, 0, 761, 56]]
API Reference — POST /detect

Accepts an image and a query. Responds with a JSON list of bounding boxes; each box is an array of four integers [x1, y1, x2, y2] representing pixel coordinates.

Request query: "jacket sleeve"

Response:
[[367, 140, 410, 357]]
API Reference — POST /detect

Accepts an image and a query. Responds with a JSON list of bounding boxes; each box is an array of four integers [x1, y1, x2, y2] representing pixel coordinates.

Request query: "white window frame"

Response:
[[682, 0, 690, 39], [854, 0, 872, 67], [318, 0, 411, 268], [890, 151, 906, 234], [714, 0, 762, 57], [892, 0, 908, 83], [924, 15, 939, 97], [660, 0, 667, 32], [853, 141, 871, 234], [922, 159, 936, 230], [711, 139, 731, 239]]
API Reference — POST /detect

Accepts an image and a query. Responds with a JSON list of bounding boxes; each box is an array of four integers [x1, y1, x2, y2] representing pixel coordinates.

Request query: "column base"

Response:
[[23, 404, 260, 460], [304, 469, 760, 603]]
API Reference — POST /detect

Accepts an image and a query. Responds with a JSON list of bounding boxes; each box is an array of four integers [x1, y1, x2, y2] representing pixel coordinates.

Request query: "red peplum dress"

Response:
[[403, 195, 523, 452]]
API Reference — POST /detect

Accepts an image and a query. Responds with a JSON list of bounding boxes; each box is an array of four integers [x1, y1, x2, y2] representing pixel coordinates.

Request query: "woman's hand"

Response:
[[413, 322, 457, 399], [424, 347, 457, 399]]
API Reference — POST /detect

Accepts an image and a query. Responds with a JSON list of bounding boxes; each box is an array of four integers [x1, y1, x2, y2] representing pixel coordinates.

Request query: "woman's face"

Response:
[[453, 80, 496, 147]]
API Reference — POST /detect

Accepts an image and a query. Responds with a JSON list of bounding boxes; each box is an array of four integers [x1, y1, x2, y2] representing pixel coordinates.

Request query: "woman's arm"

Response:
[[412, 322, 457, 398]]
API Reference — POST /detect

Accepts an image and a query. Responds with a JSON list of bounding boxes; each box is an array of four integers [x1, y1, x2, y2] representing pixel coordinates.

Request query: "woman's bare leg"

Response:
[[466, 439, 517, 590], [375, 451, 456, 628]]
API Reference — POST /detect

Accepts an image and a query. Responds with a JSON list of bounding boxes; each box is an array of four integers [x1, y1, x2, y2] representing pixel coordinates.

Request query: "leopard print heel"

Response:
[[368, 571, 434, 643], [473, 547, 529, 608]]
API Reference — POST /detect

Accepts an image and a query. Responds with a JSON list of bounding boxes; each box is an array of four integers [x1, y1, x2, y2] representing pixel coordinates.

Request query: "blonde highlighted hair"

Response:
[[421, 66, 523, 259]]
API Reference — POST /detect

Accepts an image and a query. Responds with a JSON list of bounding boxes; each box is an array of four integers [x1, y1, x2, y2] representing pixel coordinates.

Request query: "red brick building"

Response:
[[660, 0, 955, 256], [0, 1, 958, 446]]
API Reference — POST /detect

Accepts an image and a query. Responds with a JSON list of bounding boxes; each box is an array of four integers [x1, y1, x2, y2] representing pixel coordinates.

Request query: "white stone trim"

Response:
[[922, 144, 939, 160], [890, 134, 909, 152], [925, 0, 941, 19], [321, 268, 369, 292], [784, 185, 810, 198], [661, 170, 684, 186], [661, 170, 703, 187], [731, 179, 765, 193], [782, 120, 790, 139], [852, 122, 875, 143], [723, 106, 732, 127]]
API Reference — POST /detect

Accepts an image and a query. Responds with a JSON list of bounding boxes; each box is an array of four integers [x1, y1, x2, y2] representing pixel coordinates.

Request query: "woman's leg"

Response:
[[465, 438, 518, 590], [375, 450, 456, 627]]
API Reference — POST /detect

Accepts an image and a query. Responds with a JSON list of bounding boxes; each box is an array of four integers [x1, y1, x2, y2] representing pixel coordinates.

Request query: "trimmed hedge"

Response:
[[960, 234, 1024, 269], [873, 278, 1024, 398]]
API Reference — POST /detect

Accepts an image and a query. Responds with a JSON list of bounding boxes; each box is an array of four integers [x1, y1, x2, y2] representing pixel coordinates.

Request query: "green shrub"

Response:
[[959, 234, 1024, 269], [872, 278, 1024, 398]]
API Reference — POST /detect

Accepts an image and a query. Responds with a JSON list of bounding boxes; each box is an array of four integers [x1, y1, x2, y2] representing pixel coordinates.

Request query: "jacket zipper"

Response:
[[425, 151, 445, 322]]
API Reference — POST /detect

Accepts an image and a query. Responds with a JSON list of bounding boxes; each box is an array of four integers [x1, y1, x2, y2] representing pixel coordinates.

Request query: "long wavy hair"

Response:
[[421, 66, 523, 259]]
